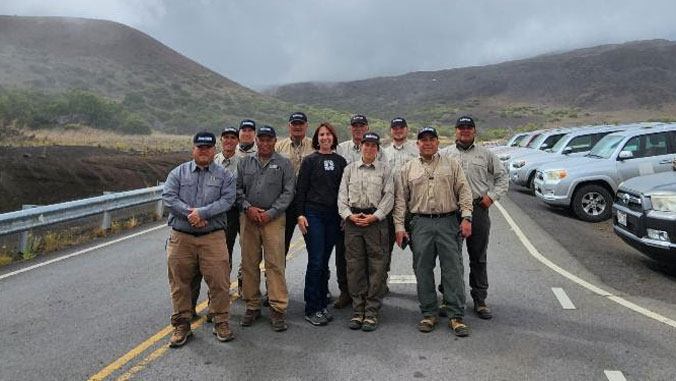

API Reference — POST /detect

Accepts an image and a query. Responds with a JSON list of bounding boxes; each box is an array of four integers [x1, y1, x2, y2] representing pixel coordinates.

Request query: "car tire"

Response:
[[527, 172, 536, 196], [572, 184, 613, 222]]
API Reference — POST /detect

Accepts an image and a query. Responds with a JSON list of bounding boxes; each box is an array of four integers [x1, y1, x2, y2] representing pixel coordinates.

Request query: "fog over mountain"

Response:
[[2, 0, 676, 89]]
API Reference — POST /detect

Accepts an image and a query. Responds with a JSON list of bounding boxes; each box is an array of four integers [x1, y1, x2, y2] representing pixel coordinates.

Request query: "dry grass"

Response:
[[124, 216, 140, 230], [1, 125, 191, 152], [0, 255, 13, 266]]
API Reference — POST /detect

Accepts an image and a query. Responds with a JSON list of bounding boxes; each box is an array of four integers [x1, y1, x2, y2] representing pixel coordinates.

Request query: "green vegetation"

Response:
[[500, 105, 542, 118], [0, 88, 151, 134], [647, 116, 676, 123]]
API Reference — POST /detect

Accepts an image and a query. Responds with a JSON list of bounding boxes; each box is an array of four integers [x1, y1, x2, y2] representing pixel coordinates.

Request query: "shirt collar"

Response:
[[418, 152, 440, 163], [191, 160, 216, 172], [357, 158, 379, 169], [392, 140, 409, 150], [455, 140, 475, 151]]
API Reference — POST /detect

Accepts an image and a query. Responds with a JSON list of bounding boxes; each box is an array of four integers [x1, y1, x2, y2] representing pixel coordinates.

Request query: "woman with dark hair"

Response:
[[295, 123, 348, 325]]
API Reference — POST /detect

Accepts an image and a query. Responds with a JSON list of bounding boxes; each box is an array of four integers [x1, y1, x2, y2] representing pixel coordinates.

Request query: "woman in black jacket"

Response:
[[295, 123, 347, 326]]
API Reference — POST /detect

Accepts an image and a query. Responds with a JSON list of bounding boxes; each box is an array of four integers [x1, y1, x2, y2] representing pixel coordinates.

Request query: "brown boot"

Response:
[[240, 309, 261, 327], [169, 322, 192, 348], [270, 309, 288, 332], [213, 321, 234, 342], [333, 293, 352, 309]]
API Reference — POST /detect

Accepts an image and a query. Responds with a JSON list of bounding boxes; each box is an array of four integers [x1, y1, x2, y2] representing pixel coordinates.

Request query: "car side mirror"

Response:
[[618, 150, 633, 160], [562, 147, 573, 155]]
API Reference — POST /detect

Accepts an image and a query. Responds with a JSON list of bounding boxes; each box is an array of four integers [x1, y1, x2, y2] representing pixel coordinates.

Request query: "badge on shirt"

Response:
[[270, 164, 279, 169]]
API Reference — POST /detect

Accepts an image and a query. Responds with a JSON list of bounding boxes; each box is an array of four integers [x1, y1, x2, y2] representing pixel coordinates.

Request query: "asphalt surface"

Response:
[[1, 194, 675, 380]]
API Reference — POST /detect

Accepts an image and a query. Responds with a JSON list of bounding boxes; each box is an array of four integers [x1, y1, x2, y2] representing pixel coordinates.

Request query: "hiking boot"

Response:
[[169, 322, 192, 348], [449, 318, 470, 337], [348, 315, 364, 330], [417, 317, 437, 333], [270, 309, 288, 332], [361, 317, 378, 332], [239, 309, 261, 327], [305, 311, 329, 326], [213, 322, 234, 342], [439, 300, 448, 318], [474, 302, 493, 320], [333, 293, 352, 309], [322, 308, 334, 322]]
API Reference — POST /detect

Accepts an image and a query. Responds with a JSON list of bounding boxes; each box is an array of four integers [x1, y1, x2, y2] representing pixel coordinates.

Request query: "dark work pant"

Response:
[[303, 208, 340, 315], [467, 204, 491, 303], [285, 200, 299, 256], [334, 229, 349, 295]]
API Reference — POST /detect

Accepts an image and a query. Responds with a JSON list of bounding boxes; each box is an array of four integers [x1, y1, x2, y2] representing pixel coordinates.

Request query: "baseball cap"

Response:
[[193, 131, 216, 147], [456, 116, 475, 128], [257, 125, 276, 138], [350, 114, 368, 125], [391, 117, 407, 127], [221, 126, 238, 137], [361, 132, 380, 144], [289, 112, 308, 124], [239, 119, 256, 130], [417, 126, 439, 139]]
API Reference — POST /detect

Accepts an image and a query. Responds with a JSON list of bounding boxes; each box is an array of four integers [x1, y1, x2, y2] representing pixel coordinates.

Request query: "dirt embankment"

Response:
[[0, 146, 189, 213]]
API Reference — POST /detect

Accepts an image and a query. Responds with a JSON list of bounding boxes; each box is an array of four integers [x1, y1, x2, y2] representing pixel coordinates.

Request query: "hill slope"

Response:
[[267, 40, 676, 131], [0, 16, 351, 134]]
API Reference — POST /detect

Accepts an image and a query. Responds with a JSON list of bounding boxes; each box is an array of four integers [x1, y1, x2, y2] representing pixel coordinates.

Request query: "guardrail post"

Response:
[[101, 192, 113, 230], [156, 181, 165, 219], [18, 205, 39, 253]]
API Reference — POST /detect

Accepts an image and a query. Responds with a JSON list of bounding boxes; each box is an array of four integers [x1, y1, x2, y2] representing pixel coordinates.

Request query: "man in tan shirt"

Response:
[[394, 126, 474, 337], [338, 132, 394, 332], [275, 111, 315, 255]]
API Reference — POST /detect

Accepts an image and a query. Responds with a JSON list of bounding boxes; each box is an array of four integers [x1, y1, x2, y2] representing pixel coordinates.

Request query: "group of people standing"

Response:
[[162, 112, 508, 347]]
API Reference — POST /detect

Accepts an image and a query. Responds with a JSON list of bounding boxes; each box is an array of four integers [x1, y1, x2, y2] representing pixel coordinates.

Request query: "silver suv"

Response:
[[534, 123, 676, 222], [498, 128, 572, 168], [509, 124, 645, 193]]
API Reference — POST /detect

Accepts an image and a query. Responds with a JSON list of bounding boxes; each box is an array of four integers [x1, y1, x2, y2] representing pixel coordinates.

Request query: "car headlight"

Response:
[[499, 154, 511, 161], [512, 160, 526, 168], [544, 170, 567, 181], [650, 192, 676, 212]]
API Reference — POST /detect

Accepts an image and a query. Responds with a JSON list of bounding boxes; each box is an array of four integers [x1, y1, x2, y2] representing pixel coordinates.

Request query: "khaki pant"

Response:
[[240, 213, 288, 312], [345, 219, 390, 318], [167, 229, 231, 325]]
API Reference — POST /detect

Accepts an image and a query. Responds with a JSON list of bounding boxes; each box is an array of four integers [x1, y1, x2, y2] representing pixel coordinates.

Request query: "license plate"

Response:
[[617, 211, 627, 226]]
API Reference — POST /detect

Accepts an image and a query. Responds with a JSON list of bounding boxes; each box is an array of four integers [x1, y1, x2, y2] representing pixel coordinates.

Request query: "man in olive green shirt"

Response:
[[394, 126, 473, 337]]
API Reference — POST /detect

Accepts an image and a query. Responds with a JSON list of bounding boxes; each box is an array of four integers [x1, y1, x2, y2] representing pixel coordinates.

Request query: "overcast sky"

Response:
[[3, 0, 676, 90]]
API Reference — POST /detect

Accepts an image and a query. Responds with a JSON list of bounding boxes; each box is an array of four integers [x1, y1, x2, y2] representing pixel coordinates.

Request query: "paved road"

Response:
[[1, 195, 675, 380]]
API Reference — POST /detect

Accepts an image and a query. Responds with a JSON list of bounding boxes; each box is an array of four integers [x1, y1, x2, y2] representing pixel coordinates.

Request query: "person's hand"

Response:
[[246, 206, 262, 223], [460, 219, 472, 238], [298, 216, 309, 235], [188, 208, 201, 225], [258, 211, 271, 226], [359, 214, 378, 227], [348, 214, 362, 224], [478, 195, 493, 209], [193, 220, 208, 229], [395, 231, 410, 248]]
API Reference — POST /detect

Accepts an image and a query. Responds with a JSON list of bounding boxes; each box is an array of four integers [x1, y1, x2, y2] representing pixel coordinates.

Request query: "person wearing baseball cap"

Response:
[[275, 112, 315, 258], [333, 114, 385, 310], [440, 116, 508, 321], [162, 131, 237, 346], [393, 125, 474, 337], [338, 132, 394, 331], [237, 119, 257, 157], [236, 124, 296, 332]]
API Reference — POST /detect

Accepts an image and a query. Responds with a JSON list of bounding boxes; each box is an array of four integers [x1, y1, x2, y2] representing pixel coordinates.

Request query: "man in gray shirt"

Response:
[[162, 131, 236, 347], [236, 126, 295, 332]]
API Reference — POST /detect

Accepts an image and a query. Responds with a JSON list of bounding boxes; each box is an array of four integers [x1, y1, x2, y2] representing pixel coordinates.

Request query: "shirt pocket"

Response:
[[179, 180, 197, 201], [367, 173, 384, 203], [204, 178, 223, 201]]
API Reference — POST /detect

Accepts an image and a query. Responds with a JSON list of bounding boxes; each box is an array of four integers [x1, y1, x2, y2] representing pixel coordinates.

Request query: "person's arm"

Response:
[[373, 164, 394, 221], [487, 150, 508, 202], [452, 159, 474, 218], [337, 165, 353, 221], [195, 169, 236, 219], [393, 163, 409, 232], [162, 167, 191, 218], [265, 159, 296, 220], [295, 155, 312, 217], [236, 159, 251, 212]]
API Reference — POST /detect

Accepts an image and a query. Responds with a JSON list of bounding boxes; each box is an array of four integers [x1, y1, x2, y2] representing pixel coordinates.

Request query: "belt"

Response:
[[412, 212, 455, 219], [350, 207, 377, 215], [172, 228, 224, 237]]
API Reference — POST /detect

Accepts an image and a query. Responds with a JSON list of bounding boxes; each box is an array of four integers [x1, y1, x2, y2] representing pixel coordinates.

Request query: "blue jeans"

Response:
[[304, 208, 340, 316]]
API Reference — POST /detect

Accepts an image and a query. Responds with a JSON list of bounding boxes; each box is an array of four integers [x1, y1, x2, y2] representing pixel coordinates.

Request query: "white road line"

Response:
[[494, 201, 676, 330], [604, 370, 627, 381], [551, 287, 576, 310], [0, 224, 167, 281], [388, 275, 417, 284]]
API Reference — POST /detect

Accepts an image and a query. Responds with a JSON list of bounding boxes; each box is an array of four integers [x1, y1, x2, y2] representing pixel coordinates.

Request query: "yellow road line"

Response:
[[92, 236, 307, 380]]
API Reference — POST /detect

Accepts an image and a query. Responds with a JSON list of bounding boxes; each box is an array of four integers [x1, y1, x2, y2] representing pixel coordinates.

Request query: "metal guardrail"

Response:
[[0, 185, 164, 252]]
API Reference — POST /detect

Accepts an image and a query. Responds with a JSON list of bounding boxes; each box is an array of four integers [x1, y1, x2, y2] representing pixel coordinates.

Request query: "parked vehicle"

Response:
[[534, 123, 676, 222], [499, 128, 573, 169], [505, 132, 530, 147], [509, 124, 634, 193], [612, 162, 676, 263]]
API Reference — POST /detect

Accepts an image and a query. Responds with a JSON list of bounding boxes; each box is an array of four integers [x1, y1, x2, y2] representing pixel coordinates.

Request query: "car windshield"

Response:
[[587, 135, 623, 159], [522, 133, 541, 148], [509, 134, 527, 147], [518, 133, 536, 147], [540, 133, 565, 150], [550, 134, 571, 153]]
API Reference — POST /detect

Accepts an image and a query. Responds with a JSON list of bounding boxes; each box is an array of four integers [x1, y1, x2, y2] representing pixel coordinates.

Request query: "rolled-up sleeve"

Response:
[[196, 170, 236, 219], [337, 166, 352, 221], [266, 160, 296, 220], [162, 167, 191, 218]]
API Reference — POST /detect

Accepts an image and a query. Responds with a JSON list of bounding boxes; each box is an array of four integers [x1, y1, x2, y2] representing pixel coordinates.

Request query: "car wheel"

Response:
[[572, 184, 612, 222], [527, 172, 536, 196]]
